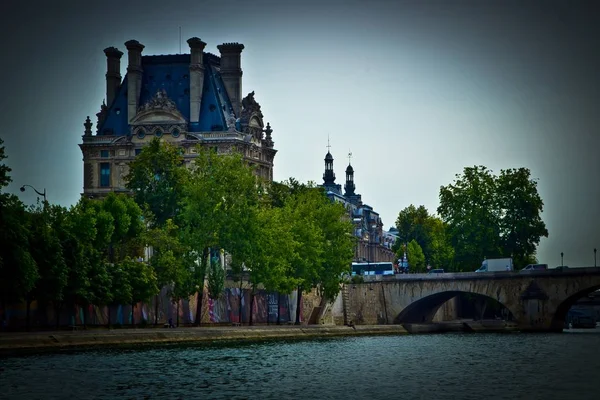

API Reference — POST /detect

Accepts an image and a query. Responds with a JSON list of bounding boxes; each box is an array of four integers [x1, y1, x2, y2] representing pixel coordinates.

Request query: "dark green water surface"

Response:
[[2, 330, 599, 399]]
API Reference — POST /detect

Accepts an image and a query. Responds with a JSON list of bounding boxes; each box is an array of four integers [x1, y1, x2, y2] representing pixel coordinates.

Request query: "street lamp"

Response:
[[20, 184, 47, 203], [595, 248, 597, 268], [561, 252, 564, 267]]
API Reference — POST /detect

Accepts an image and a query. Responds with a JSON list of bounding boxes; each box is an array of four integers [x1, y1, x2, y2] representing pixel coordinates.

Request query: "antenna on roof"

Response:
[[179, 27, 182, 54]]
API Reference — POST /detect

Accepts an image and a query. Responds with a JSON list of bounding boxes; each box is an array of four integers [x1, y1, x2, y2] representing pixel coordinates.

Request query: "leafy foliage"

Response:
[[125, 138, 189, 227], [438, 165, 547, 269]]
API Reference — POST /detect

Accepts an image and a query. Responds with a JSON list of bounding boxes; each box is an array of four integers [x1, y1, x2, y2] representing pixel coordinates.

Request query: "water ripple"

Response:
[[1, 332, 599, 399]]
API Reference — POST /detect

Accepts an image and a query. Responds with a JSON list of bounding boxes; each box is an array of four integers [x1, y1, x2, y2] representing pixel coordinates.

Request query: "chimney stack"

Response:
[[124, 40, 145, 124], [104, 47, 123, 108], [217, 43, 244, 117], [187, 37, 207, 124]]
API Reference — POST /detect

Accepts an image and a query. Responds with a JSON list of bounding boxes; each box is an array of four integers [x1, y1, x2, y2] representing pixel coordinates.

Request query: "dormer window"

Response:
[[154, 128, 163, 138]]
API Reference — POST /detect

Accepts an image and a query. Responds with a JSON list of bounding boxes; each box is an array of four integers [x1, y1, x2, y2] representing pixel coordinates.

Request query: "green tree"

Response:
[[407, 239, 426, 272], [27, 203, 67, 328], [0, 138, 38, 316], [182, 146, 261, 325], [123, 257, 158, 325], [207, 253, 225, 301], [107, 262, 132, 327], [496, 168, 548, 268], [314, 190, 355, 300], [395, 205, 433, 259], [438, 165, 547, 270], [283, 182, 325, 324], [99, 192, 145, 262], [438, 166, 502, 270], [125, 137, 189, 227], [145, 218, 191, 325]]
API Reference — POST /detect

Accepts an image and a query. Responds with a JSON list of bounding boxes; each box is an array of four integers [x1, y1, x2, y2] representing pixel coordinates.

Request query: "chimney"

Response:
[[187, 37, 207, 124], [103, 47, 123, 108], [217, 42, 244, 117], [124, 40, 145, 123]]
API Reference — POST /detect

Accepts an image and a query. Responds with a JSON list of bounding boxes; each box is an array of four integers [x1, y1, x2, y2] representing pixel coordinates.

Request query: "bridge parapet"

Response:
[[362, 267, 600, 283]]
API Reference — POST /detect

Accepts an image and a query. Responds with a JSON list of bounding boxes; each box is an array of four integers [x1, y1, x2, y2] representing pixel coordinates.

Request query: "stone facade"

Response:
[[80, 38, 277, 198], [319, 149, 395, 263]]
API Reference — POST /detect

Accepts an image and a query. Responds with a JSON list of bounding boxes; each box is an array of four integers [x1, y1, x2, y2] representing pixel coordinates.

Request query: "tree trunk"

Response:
[[176, 301, 180, 327], [194, 247, 209, 326], [107, 305, 112, 329], [295, 286, 303, 325], [249, 288, 255, 326], [277, 292, 281, 325], [25, 295, 31, 331]]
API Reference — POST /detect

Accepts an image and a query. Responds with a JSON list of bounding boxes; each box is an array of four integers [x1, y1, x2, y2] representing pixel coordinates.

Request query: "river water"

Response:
[[2, 330, 599, 399]]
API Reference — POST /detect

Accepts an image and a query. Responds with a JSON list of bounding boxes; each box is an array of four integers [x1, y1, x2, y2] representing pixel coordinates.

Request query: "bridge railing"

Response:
[[360, 267, 600, 282]]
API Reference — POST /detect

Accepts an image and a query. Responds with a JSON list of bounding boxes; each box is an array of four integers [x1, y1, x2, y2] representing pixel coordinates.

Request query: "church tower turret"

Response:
[[344, 150, 356, 197], [323, 151, 335, 185], [344, 163, 356, 196]]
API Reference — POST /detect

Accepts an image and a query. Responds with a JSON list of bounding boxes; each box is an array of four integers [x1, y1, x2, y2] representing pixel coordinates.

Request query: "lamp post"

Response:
[[20, 184, 47, 203], [561, 252, 564, 267], [595, 248, 597, 268]]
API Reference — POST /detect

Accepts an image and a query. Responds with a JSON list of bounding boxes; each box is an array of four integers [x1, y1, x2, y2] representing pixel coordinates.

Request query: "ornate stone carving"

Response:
[[241, 91, 263, 122], [117, 164, 128, 188], [226, 112, 237, 132], [263, 122, 274, 147], [84, 116, 93, 136], [138, 89, 178, 113], [96, 101, 108, 133]]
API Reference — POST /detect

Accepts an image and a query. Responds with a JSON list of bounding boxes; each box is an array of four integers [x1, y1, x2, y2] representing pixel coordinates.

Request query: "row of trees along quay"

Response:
[[392, 165, 548, 273], [0, 137, 355, 329], [1, 137, 548, 328]]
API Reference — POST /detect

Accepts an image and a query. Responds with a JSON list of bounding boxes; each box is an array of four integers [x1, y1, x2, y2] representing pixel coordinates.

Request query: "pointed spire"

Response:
[[323, 138, 336, 185]]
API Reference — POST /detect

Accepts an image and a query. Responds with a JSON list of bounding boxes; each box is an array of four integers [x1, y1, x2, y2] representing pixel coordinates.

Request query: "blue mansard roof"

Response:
[[98, 53, 234, 136]]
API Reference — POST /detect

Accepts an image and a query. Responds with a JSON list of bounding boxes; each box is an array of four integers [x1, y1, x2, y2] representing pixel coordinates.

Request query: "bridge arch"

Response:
[[393, 290, 517, 324], [550, 285, 600, 331]]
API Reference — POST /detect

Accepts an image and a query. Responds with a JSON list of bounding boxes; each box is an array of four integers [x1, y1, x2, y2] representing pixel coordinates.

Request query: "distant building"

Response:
[[80, 38, 277, 198], [319, 149, 395, 263]]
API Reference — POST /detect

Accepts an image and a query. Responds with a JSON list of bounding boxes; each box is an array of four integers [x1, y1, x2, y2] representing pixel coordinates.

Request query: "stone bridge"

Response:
[[344, 267, 600, 332]]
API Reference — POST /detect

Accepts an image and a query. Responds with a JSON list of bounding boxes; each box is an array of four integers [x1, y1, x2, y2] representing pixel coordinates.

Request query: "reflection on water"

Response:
[[2, 331, 600, 400]]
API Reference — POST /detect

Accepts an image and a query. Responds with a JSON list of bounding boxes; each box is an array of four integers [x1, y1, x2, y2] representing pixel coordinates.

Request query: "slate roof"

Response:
[[98, 53, 234, 136]]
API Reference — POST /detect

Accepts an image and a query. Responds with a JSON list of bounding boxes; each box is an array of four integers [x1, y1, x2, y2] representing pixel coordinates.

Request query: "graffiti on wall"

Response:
[[1, 286, 303, 328]]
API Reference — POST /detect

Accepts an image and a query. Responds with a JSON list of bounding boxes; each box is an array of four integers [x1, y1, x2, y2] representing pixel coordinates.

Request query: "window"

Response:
[[101, 150, 109, 158], [100, 163, 111, 187]]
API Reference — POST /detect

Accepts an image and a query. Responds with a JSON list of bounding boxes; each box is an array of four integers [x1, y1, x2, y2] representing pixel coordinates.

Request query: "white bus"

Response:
[[351, 262, 395, 276]]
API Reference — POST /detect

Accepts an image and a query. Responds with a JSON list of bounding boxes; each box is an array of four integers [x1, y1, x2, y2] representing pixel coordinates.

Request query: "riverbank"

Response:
[[0, 324, 409, 357]]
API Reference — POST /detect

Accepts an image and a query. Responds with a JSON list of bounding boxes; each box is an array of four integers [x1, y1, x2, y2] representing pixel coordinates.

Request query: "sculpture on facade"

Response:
[[138, 89, 178, 112], [241, 91, 264, 121]]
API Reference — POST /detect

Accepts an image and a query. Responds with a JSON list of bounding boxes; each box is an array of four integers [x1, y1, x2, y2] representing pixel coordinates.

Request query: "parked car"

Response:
[[428, 269, 445, 274], [521, 264, 548, 271], [555, 266, 570, 271]]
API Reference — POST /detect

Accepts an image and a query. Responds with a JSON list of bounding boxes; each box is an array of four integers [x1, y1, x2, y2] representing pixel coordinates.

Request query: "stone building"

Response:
[[79, 38, 276, 198], [319, 148, 395, 263]]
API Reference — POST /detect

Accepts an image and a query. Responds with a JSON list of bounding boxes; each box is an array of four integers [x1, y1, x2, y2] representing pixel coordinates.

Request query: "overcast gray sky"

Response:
[[1, 0, 598, 268]]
